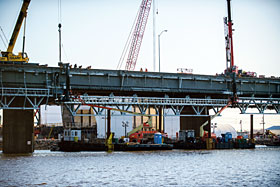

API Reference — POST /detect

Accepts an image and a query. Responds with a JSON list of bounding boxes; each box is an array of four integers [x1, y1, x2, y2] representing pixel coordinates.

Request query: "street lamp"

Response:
[[158, 30, 168, 72], [122, 121, 129, 137]]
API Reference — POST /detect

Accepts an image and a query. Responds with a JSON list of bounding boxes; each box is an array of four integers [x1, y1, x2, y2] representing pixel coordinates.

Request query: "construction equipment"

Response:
[[105, 132, 114, 151], [76, 95, 155, 146], [117, 0, 152, 71], [127, 117, 152, 137], [223, 0, 236, 75], [223, 0, 258, 79], [127, 117, 156, 143], [237, 70, 257, 77], [200, 101, 232, 137], [0, 0, 31, 64]]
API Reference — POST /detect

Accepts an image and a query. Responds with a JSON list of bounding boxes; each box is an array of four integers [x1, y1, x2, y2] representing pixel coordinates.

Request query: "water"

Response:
[[1, 147, 280, 186]]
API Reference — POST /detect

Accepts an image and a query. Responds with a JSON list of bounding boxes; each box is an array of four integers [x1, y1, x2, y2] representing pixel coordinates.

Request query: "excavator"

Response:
[[0, 0, 31, 64]]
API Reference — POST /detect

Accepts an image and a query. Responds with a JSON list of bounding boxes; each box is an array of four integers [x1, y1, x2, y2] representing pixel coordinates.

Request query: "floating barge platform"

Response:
[[57, 141, 173, 152], [56, 140, 255, 152]]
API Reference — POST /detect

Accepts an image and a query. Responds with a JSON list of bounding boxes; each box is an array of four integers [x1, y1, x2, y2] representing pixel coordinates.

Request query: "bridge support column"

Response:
[[3, 109, 34, 154], [180, 107, 209, 138], [62, 105, 74, 127]]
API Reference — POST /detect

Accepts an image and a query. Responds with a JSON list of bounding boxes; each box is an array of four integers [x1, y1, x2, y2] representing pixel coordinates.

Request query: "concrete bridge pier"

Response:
[[3, 109, 34, 154], [62, 104, 74, 127]]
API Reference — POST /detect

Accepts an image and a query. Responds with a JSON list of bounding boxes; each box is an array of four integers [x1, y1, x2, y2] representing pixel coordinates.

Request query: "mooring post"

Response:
[[159, 106, 162, 132], [208, 116, 211, 138], [250, 114, 254, 140], [206, 115, 212, 150], [133, 106, 136, 129], [107, 109, 111, 139]]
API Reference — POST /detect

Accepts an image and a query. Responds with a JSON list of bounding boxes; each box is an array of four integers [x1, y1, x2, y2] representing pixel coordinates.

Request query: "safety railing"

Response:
[[66, 95, 229, 106], [0, 87, 52, 97]]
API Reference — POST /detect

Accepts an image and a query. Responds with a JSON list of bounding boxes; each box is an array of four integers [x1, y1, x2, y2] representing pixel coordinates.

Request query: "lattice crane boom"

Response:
[[125, 0, 152, 71], [224, 0, 236, 74]]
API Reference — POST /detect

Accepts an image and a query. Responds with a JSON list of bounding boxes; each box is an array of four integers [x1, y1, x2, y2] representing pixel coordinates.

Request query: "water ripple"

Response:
[[1, 147, 280, 186]]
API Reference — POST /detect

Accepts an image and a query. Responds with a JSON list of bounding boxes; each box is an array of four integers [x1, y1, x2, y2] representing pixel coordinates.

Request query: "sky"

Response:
[[0, 0, 279, 75], [0, 0, 280, 131]]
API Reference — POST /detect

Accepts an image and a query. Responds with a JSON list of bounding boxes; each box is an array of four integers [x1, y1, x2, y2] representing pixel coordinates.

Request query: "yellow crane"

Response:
[[0, 0, 31, 64]]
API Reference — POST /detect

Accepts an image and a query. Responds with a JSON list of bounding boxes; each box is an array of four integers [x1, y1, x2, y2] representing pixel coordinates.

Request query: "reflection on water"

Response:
[[1, 147, 280, 186]]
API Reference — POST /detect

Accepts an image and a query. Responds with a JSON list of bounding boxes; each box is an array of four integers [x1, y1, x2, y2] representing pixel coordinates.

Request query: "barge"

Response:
[[55, 124, 255, 152], [57, 141, 173, 152]]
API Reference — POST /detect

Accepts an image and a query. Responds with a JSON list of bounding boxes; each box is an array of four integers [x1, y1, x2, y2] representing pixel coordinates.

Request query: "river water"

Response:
[[0, 146, 280, 186]]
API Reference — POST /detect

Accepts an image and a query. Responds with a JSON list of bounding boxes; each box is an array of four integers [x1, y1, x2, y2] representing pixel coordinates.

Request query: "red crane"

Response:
[[224, 0, 237, 74], [121, 0, 152, 71]]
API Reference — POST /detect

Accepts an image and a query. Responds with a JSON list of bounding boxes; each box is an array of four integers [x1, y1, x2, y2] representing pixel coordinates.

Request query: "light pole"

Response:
[[158, 30, 167, 72], [122, 121, 129, 137]]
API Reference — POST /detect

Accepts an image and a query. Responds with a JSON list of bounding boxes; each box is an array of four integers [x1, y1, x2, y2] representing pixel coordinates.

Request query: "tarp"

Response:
[[212, 124, 237, 138], [266, 126, 280, 130]]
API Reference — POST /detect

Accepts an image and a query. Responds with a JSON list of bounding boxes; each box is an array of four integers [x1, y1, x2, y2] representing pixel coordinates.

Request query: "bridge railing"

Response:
[[67, 95, 229, 106], [0, 87, 52, 97], [63, 122, 97, 129]]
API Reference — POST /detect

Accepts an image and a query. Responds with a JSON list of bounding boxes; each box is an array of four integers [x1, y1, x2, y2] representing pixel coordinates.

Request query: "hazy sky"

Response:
[[1, 0, 280, 130], [0, 0, 279, 76]]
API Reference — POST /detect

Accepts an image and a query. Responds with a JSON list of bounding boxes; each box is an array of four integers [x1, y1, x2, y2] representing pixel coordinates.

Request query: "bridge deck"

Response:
[[1, 64, 280, 99]]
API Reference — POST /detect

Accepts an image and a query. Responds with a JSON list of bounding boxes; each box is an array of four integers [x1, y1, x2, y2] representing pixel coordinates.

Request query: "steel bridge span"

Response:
[[1, 64, 280, 153]]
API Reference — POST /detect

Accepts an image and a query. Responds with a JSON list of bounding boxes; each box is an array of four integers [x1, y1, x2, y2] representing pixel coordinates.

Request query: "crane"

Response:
[[224, 0, 236, 75], [125, 0, 152, 71], [0, 0, 31, 64], [117, 0, 152, 71]]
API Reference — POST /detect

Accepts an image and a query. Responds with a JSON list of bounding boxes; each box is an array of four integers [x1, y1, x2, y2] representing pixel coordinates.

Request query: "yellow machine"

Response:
[[105, 133, 114, 151], [0, 0, 31, 64]]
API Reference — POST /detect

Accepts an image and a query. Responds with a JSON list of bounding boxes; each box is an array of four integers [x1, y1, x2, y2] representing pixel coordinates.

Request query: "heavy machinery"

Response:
[[128, 117, 158, 143], [223, 0, 257, 78], [117, 0, 152, 71], [237, 70, 257, 77], [76, 96, 156, 146], [223, 0, 235, 75], [0, 0, 31, 64]]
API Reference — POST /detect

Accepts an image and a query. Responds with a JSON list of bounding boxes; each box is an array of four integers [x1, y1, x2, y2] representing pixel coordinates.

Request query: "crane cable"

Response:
[[58, 0, 62, 24], [57, 0, 70, 63], [116, 4, 141, 70], [0, 26, 8, 48], [0, 33, 7, 49]]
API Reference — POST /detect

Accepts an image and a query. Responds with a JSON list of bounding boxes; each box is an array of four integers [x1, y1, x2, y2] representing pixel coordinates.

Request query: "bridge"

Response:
[[1, 63, 280, 153]]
